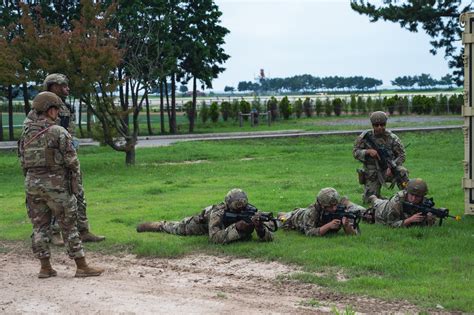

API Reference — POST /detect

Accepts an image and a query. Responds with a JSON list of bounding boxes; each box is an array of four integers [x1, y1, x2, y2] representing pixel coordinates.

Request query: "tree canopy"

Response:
[[350, 0, 473, 85]]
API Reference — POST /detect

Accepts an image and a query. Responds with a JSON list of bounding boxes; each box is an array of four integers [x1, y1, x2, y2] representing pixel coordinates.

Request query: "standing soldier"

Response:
[[43, 73, 105, 244], [278, 188, 364, 236], [353, 111, 409, 203], [136, 188, 275, 244], [18, 92, 104, 278]]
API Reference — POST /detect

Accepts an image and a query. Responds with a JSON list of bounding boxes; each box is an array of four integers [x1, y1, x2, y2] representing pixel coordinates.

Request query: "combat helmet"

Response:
[[225, 188, 248, 211], [43, 73, 69, 90], [32, 92, 63, 114], [316, 188, 340, 207], [406, 178, 428, 197], [369, 111, 388, 125]]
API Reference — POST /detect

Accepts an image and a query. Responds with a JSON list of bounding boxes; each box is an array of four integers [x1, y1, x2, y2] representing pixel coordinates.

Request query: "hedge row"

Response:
[[181, 94, 463, 123]]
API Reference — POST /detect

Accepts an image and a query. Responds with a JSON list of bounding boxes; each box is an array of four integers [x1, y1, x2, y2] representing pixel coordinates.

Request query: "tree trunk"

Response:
[[0, 111, 3, 141], [78, 99, 84, 138], [87, 105, 92, 136], [165, 79, 171, 128], [145, 87, 152, 135], [22, 83, 30, 115], [8, 85, 14, 141], [169, 74, 177, 134], [159, 80, 165, 134], [125, 147, 135, 166], [189, 77, 197, 133]]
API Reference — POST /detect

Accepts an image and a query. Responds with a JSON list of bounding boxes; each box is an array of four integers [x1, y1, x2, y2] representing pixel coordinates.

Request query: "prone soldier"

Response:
[[18, 92, 104, 278], [278, 188, 365, 236], [353, 111, 409, 203], [136, 188, 275, 244], [368, 178, 459, 227]]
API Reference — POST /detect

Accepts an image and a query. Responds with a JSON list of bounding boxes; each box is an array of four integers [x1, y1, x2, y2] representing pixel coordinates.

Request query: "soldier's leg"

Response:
[[48, 190, 104, 277], [26, 193, 58, 278], [75, 173, 105, 242], [363, 171, 381, 203], [161, 215, 207, 235], [49, 217, 64, 246]]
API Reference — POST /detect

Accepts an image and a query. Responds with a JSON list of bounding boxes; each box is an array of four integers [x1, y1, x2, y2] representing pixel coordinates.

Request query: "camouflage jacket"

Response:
[[19, 117, 80, 177], [24, 99, 75, 136], [208, 202, 274, 244], [374, 190, 432, 227], [353, 130, 406, 170], [283, 199, 365, 236]]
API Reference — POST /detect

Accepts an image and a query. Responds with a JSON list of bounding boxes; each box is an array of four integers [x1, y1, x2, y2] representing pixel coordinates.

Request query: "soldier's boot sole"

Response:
[[75, 266, 105, 278], [38, 268, 58, 278]]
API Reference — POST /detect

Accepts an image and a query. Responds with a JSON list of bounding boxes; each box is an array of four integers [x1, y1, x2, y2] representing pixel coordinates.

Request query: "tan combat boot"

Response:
[[80, 231, 105, 242], [51, 233, 64, 246], [136, 221, 164, 232], [38, 258, 57, 278], [74, 257, 104, 277]]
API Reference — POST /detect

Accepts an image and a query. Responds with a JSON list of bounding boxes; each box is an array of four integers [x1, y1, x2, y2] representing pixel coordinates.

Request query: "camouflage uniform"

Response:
[[372, 178, 434, 228], [353, 129, 408, 203], [19, 112, 84, 260], [280, 197, 365, 236], [137, 189, 274, 244]]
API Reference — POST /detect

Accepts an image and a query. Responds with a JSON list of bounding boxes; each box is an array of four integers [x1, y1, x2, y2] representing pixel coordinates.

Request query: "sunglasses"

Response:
[[372, 123, 386, 127]]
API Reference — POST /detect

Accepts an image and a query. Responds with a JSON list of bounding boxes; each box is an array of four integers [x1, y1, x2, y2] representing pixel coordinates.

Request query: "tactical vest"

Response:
[[20, 121, 64, 169]]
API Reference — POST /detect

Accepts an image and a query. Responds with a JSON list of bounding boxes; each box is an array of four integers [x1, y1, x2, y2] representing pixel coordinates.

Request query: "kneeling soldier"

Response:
[[137, 188, 275, 244]]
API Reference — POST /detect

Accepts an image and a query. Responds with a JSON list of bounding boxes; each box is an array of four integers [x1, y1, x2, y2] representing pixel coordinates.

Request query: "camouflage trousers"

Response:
[[50, 174, 89, 235], [25, 175, 85, 260], [362, 166, 408, 203], [160, 215, 208, 236]]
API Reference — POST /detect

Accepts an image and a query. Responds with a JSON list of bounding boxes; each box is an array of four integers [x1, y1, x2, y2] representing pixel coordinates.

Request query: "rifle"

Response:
[[402, 198, 461, 226], [363, 132, 408, 189], [223, 204, 278, 232], [321, 205, 361, 230]]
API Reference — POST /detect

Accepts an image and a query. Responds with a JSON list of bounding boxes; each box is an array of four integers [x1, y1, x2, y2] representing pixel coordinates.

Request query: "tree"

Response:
[[351, 0, 472, 85], [224, 85, 235, 93]]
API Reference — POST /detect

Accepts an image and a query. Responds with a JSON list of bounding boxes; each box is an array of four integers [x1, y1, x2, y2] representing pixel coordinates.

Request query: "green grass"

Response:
[[0, 129, 472, 312]]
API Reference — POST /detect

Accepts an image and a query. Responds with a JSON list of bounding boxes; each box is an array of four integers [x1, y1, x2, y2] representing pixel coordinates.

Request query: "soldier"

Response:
[[43, 73, 105, 244], [18, 92, 104, 278], [278, 188, 365, 236], [369, 178, 436, 227], [353, 111, 409, 203], [136, 188, 275, 244]]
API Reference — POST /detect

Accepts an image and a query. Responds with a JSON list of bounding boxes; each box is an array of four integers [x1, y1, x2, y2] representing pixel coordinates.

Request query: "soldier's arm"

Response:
[[385, 199, 406, 228], [208, 207, 242, 244], [254, 215, 274, 242], [57, 127, 80, 174], [353, 132, 369, 162], [302, 208, 323, 236], [391, 134, 406, 166]]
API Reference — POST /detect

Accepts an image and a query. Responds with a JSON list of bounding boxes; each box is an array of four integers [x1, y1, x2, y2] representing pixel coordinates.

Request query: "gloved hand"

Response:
[[235, 220, 254, 234]]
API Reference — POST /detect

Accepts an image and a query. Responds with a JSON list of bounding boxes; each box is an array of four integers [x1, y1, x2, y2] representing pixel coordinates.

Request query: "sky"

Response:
[[209, 0, 462, 91]]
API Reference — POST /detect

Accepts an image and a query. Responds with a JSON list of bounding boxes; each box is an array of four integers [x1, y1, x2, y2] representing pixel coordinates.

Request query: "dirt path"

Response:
[[0, 241, 429, 314]]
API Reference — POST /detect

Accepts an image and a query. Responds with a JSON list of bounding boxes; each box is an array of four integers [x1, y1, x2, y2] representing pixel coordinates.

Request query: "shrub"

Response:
[[267, 96, 279, 121], [303, 97, 313, 117], [315, 98, 323, 116], [220, 101, 231, 121], [385, 96, 397, 115], [357, 96, 366, 114], [293, 98, 303, 118], [350, 95, 357, 114], [399, 96, 409, 115], [324, 97, 332, 116], [279, 96, 292, 120], [183, 101, 195, 122], [231, 99, 240, 120], [209, 101, 219, 123], [199, 102, 209, 123], [252, 97, 262, 113], [240, 99, 251, 120], [366, 96, 373, 113], [332, 97, 343, 116], [448, 94, 462, 114], [373, 97, 383, 112]]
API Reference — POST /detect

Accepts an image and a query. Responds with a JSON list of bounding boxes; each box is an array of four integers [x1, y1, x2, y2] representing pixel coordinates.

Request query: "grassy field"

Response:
[[1, 112, 463, 140], [0, 129, 473, 312]]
